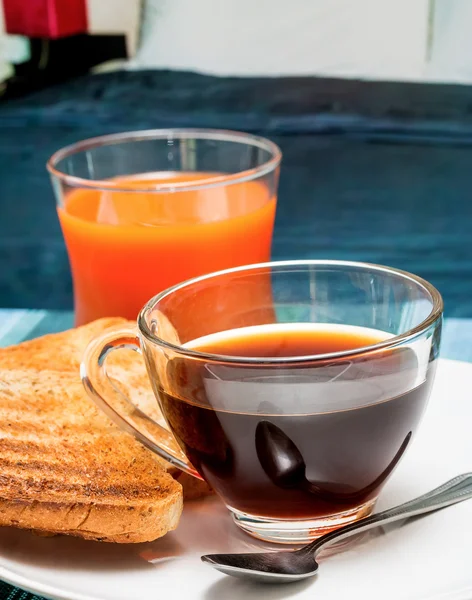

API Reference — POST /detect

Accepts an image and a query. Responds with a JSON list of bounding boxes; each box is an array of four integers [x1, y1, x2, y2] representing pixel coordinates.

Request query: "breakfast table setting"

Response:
[[2, 70, 472, 600]]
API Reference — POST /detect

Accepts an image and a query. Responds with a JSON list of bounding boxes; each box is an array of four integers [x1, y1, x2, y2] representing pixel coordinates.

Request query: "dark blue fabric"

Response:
[[1, 70, 472, 315]]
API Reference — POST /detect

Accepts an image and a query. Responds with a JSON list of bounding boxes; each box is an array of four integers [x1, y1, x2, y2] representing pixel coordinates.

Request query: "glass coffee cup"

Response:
[[81, 260, 443, 543]]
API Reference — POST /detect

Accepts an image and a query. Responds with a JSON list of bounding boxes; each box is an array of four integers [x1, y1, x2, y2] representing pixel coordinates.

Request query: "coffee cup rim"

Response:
[[138, 259, 443, 365]]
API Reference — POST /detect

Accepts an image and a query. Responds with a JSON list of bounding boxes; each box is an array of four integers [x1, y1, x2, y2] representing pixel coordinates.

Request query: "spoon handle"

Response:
[[299, 473, 472, 557]]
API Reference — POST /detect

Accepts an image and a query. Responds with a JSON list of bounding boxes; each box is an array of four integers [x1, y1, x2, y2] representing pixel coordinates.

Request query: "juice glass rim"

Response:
[[138, 259, 444, 365], [46, 128, 282, 193]]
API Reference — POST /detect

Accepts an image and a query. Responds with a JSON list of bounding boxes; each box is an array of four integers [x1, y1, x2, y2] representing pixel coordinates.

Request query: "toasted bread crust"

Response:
[[0, 318, 209, 542], [0, 494, 183, 543], [0, 318, 128, 373]]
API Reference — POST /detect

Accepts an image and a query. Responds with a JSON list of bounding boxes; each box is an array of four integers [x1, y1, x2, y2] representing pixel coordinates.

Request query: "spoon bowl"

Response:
[[202, 551, 318, 583]]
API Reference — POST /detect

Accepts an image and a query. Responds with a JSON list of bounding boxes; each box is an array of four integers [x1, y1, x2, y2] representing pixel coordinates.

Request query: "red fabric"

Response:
[[3, 0, 88, 38]]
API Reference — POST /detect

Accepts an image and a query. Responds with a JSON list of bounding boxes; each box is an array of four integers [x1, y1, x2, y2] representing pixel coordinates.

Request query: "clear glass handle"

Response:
[[80, 327, 202, 480]]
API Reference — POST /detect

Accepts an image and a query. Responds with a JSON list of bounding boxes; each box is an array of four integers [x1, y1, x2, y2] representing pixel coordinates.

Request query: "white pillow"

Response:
[[131, 0, 430, 80]]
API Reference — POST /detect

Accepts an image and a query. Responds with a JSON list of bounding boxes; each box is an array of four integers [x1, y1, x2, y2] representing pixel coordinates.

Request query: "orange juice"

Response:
[[58, 172, 277, 325]]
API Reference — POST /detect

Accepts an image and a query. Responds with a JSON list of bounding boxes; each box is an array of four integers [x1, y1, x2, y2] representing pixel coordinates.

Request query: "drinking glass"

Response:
[[47, 129, 281, 325], [81, 260, 443, 543]]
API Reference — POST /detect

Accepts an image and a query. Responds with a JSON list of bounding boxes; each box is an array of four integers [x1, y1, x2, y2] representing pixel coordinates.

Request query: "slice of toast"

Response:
[[0, 318, 210, 543], [0, 318, 212, 501], [0, 366, 182, 542]]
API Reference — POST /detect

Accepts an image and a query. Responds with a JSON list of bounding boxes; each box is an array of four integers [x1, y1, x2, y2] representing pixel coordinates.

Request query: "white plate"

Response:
[[2, 358, 472, 600]]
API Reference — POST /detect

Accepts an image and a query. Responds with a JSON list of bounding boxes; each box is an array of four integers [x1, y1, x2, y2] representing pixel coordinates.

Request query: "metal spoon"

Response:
[[255, 420, 412, 501], [202, 473, 472, 583]]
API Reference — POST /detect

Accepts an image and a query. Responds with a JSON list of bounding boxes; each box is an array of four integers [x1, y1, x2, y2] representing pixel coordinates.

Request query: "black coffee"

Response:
[[157, 324, 434, 519]]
